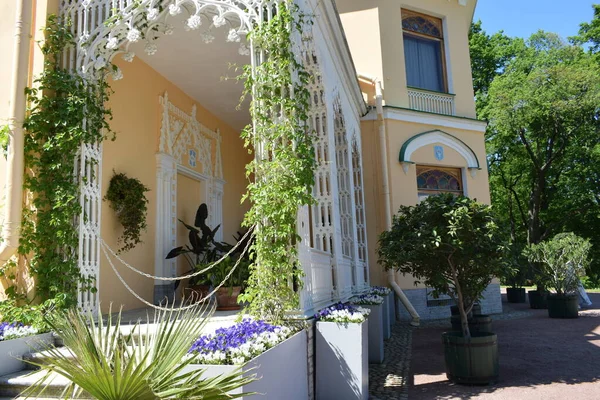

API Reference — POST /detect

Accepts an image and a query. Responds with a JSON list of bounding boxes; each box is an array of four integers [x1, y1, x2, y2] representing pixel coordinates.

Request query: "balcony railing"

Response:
[[407, 87, 456, 116]]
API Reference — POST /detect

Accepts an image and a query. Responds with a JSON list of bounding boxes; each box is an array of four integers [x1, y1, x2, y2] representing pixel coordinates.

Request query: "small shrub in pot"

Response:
[[525, 232, 591, 318]]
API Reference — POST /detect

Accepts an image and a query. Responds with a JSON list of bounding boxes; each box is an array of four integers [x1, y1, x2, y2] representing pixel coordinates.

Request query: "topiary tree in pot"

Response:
[[378, 194, 505, 384], [525, 232, 591, 318]]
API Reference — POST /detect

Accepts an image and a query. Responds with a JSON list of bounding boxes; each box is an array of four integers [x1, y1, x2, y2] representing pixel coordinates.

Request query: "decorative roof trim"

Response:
[[399, 129, 481, 169]]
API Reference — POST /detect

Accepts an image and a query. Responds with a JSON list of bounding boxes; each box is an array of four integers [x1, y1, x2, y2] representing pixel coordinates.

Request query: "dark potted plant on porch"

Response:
[[378, 194, 505, 385], [166, 203, 223, 300], [525, 232, 591, 319]]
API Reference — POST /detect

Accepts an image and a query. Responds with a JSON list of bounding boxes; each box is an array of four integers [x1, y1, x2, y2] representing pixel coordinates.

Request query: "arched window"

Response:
[[416, 166, 463, 201]]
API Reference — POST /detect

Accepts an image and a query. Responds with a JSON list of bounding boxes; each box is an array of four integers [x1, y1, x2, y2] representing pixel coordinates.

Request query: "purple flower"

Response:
[[314, 302, 359, 320], [189, 319, 279, 355]]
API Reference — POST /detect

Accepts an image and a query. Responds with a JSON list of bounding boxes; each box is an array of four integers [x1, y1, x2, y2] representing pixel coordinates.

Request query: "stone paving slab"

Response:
[[369, 322, 412, 400]]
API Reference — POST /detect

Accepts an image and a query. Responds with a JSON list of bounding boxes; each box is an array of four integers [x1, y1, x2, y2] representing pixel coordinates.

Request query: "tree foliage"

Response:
[[525, 233, 591, 295], [570, 4, 600, 60], [378, 195, 505, 339], [473, 27, 600, 285]]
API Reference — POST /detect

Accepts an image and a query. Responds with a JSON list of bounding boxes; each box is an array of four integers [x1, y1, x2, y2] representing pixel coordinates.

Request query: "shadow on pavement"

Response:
[[409, 293, 600, 399]]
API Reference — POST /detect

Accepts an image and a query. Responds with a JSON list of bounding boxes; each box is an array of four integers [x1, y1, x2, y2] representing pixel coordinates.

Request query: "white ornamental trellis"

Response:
[[59, 0, 369, 314], [58, 0, 278, 312]]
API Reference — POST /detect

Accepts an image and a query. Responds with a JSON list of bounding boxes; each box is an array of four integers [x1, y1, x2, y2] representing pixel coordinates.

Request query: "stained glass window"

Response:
[[416, 166, 463, 201], [402, 11, 443, 39]]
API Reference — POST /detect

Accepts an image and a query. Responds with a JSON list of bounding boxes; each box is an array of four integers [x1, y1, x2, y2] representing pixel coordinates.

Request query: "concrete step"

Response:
[[0, 369, 82, 398], [22, 347, 75, 370]]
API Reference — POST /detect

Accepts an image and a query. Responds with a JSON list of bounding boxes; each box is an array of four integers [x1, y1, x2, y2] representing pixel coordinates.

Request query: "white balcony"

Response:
[[407, 87, 456, 116]]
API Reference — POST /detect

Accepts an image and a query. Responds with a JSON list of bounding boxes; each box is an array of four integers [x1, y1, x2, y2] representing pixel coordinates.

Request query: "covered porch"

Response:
[[64, 0, 371, 318]]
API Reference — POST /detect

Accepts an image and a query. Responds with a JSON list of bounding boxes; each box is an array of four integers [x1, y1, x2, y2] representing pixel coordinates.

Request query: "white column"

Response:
[[154, 152, 177, 303]]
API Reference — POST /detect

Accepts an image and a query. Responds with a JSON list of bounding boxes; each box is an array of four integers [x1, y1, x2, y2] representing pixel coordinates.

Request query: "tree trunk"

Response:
[[528, 171, 546, 245]]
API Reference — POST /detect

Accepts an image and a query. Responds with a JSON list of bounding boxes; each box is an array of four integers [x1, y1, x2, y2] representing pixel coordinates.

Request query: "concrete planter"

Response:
[[183, 330, 308, 400], [382, 296, 391, 340], [0, 333, 53, 376], [316, 320, 368, 400], [365, 304, 384, 363], [388, 291, 396, 323]]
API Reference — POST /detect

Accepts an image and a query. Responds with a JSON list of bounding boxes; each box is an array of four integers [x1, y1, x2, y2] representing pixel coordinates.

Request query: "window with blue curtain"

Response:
[[402, 10, 446, 93]]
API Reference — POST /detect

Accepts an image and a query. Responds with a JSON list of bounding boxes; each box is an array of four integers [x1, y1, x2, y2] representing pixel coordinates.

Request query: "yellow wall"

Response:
[[100, 56, 251, 311], [360, 118, 489, 288], [338, 0, 477, 118]]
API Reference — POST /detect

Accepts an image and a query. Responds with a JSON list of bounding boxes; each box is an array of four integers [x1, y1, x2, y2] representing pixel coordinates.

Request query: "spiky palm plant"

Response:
[[23, 302, 255, 399]]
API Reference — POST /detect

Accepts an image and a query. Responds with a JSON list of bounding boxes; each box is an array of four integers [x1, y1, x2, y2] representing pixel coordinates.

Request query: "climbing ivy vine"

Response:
[[238, 2, 315, 322], [16, 15, 114, 306]]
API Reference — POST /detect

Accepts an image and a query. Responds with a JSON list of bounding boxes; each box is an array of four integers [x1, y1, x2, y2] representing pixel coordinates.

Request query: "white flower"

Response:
[[238, 43, 250, 56], [227, 29, 240, 43], [144, 43, 158, 55], [106, 37, 119, 49], [147, 7, 159, 21], [126, 28, 141, 43], [187, 15, 202, 30], [122, 51, 135, 62], [201, 32, 215, 44], [213, 15, 226, 27], [111, 67, 123, 81], [94, 57, 106, 70], [164, 24, 174, 35], [169, 4, 182, 15]]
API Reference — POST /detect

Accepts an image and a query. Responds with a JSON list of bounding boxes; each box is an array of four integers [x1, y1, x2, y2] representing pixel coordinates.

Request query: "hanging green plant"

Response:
[[104, 172, 150, 253]]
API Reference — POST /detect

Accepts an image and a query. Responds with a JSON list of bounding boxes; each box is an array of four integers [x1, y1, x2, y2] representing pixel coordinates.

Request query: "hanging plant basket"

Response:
[[104, 172, 150, 253]]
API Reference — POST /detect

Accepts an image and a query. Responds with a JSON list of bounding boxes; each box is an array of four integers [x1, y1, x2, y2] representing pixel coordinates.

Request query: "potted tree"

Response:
[[504, 243, 529, 303], [525, 232, 591, 319], [379, 194, 505, 385]]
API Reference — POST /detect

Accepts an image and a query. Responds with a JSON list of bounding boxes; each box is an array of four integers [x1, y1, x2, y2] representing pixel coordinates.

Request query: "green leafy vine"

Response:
[[238, 2, 315, 322], [16, 15, 114, 306], [104, 172, 150, 253]]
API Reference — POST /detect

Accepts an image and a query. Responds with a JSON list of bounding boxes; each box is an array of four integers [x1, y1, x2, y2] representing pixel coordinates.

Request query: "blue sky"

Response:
[[473, 0, 596, 40]]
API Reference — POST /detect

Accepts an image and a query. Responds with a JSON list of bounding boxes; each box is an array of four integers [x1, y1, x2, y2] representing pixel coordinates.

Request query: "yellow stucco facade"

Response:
[[338, 0, 491, 290]]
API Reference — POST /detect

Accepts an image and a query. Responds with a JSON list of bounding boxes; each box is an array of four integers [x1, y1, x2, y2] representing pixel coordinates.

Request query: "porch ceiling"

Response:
[[131, 17, 251, 131]]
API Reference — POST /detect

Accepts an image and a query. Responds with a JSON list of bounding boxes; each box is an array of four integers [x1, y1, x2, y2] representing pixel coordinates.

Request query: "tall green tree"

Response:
[[468, 20, 524, 115], [571, 4, 600, 59], [484, 31, 600, 280]]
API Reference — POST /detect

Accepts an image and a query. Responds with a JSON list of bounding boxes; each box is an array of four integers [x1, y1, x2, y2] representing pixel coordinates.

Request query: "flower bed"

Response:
[[351, 293, 384, 305], [183, 319, 308, 399], [369, 286, 391, 296], [188, 319, 293, 365], [0, 322, 38, 341], [315, 303, 369, 399], [0, 323, 53, 376], [314, 302, 370, 324]]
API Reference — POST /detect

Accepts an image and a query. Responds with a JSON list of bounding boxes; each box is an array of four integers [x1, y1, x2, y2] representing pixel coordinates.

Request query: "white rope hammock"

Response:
[[99, 226, 254, 312]]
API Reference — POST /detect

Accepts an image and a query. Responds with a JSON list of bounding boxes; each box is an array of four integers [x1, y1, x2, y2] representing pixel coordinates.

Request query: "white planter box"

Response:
[[0, 333, 53, 376], [382, 296, 391, 340], [365, 304, 384, 363], [388, 291, 396, 323], [316, 320, 368, 400], [182, 330, 308, 400]]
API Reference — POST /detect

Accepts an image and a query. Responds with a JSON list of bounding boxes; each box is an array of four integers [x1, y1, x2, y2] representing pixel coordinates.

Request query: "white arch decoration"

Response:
[[399, 130, 481, 176], [154, 92, 224, 302]]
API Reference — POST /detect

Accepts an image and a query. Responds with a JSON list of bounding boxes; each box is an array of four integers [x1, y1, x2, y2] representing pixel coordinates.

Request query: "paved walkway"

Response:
[[370, 293, 600, 399], [410, 293, 600, 400], [369, 321, 413, 400]]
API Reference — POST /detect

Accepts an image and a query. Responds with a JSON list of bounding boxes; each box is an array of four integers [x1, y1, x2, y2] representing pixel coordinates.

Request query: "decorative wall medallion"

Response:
[[434, 145, 444, 161], [189, 149, 197, 167]]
